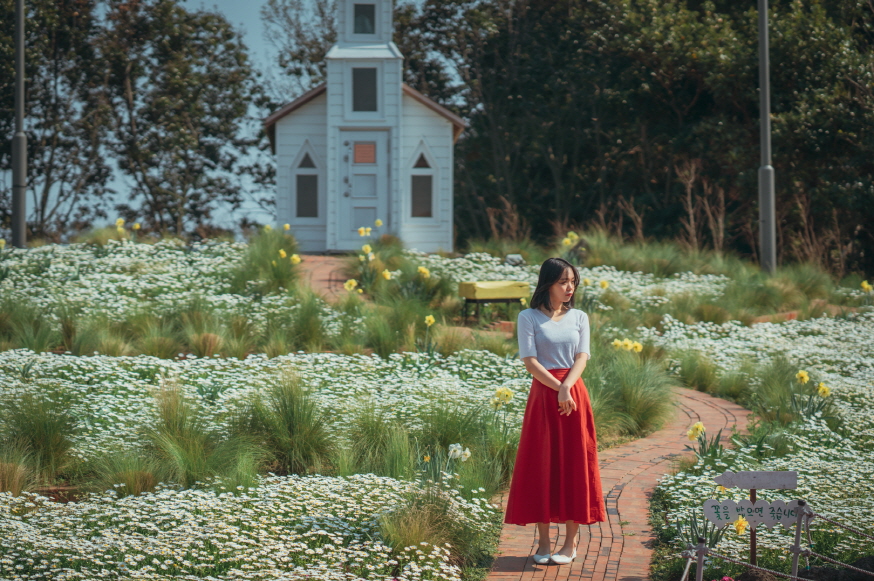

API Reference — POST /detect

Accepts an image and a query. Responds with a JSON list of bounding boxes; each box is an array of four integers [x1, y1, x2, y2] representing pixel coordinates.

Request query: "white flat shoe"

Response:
[[550, 550, 576, 565], [532, 553, 551, 565]]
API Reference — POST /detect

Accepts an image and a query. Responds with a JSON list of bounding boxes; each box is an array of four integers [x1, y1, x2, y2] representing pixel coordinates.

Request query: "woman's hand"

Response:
[[558, 386, 577, 416]]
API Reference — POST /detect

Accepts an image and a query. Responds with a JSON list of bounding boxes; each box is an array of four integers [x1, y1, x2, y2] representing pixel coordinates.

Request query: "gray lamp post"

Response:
[[12, 0, 27, 248], [758, 0, 776, 274]]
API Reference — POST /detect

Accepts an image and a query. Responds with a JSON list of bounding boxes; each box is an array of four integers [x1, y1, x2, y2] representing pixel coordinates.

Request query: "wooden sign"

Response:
[[713, 470, 797, 490], [702, 498, 804, 529], [353, 143, 376, 164]]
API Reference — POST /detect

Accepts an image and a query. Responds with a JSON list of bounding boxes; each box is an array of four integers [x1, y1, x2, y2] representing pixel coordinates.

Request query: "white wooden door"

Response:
[[337, 131, 389, 249]]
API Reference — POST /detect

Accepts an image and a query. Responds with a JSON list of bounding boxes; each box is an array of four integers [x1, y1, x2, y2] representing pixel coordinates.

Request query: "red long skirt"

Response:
[[504, 368, 606, 525]]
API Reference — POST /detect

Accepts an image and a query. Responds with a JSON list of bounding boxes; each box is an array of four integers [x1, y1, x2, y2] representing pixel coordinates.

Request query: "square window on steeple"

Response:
[[354, 4, 375, 34]]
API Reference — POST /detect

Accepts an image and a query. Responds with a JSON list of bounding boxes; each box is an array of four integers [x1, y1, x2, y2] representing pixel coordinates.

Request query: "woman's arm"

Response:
[[559, 352, 588, 389], [522, 356, 563, 390]]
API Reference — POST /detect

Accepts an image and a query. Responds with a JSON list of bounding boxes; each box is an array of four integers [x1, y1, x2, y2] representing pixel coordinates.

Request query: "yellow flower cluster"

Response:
[[290, 254, 301, 265], [582, 278, 591, 286], [374, 218, 383, 227], [132, 222, 141, 231], [687, 421, 705, 441], [283, 223, 290, 231], [612, 338, 643, 352], [344, 279, 358, 291], [424, 314, 436, 327], [862, 280, 873, 293], [417, 266, 430, 279], [599, 280, 609, 289], [489, 386, 514, 409], [357, 226, 372, 237], [0, 238, 6, 250], [817, 382, 831, 398], [561, 231, 580, 247], [362, 244, 372, 254], [264, 224, 272, 232], [116, 218, 125, 227], [796, 370, 809, 384], [381, 269, 392, 280], [734, 515, 749, 535], [278, 249, 287, 259], [519, 298, 527, 306]]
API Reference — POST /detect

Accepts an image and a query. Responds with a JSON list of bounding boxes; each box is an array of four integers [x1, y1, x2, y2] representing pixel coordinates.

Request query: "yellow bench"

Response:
[[458, 281, 529, 320]]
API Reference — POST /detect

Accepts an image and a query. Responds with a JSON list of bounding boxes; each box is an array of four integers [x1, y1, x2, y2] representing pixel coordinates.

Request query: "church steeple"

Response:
[[337, 0, 394, 46]]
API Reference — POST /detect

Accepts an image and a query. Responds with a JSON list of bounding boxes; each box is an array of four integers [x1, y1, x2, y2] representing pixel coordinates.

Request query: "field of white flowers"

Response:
[[1, 236, 873, 580]]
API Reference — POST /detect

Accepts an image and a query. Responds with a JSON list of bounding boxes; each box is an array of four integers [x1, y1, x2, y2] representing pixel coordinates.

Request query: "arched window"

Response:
[[410, 152, 434, 218], [295, 150, 319, 218]]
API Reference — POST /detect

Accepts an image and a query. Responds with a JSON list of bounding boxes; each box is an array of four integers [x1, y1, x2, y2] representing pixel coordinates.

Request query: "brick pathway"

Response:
[[297, 255, 349, 302], [489, 387, 750, 581]]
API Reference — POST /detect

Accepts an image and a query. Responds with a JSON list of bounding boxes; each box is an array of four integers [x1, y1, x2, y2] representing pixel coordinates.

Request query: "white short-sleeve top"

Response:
[[517, 308, 591, 370]]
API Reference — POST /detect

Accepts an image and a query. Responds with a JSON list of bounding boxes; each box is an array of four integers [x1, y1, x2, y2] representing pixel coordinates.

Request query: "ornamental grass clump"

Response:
[[0, 441, 35, 496], [0, 391, 79, 483], [228, 228, 300, 295], [676, 350, 721, 393], [343, 405, 415, 479], [0, 298, 60, 354], [231, 374, 335, 475], [89, 450, 168, 498], [146, 382, 262, 490]]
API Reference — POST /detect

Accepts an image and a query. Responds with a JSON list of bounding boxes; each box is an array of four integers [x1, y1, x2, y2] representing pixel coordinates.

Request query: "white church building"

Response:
[[264, 0, 466, 252]]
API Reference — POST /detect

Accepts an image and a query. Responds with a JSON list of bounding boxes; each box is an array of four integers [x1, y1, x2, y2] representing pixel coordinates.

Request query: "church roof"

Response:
[[263, 83, 467, 154]]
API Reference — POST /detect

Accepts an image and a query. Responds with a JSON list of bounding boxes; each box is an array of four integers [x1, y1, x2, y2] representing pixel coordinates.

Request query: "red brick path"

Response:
[[489, 387, 750, 581], [297, 255, 349, 302]]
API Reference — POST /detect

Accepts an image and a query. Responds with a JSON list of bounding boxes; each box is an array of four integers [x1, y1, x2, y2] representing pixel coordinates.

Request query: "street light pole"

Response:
[[12, 0, 27, 248], [758, 0, 776, 273]]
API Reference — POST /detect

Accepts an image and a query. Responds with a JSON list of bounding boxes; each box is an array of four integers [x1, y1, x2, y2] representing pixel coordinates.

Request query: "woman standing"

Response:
[[504, 257, 606, 564]]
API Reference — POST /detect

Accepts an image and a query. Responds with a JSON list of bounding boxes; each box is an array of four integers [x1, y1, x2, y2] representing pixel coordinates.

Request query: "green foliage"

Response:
[[89, 451, 168, 498], [464, 237, 550, 266], [231, 374, 335, 475], [0, 392, 79, 482], [685, 429, 725, 465], [675, 513, 727, 549], [676, 351, 720, 393], [146, 384, 262, 490], [0, 440, 36, 495], [228, 230, 301, 295]]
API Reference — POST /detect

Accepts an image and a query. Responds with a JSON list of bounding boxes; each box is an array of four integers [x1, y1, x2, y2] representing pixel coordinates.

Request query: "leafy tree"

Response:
[[0, 0, 112, 239], [97, 0, 260, 235]]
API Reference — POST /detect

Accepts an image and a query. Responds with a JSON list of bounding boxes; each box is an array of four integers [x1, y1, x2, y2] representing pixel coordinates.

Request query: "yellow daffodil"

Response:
[[612, 338, 623, 349], [362, 244, 372, 254], [692, 421, 705, 433], [357, 288, 363, 294], [358, 226, 366, 236], [687, 428, 698, 441], [621, 338, 634, 351], [520, 298, 527, 306], [583, 278, 591, 286], [495, 387, 514, 404], [115, 218, 125, 227], [278, 249, 287, 258], [283, 223, 290, 231], [734, 515, 748, 535], [365, 227, 372, 236], [599, 280, 609, 289], [862, 280, 873, 293], [817, 382, 831, 397], [132, 222, 141, 231], [424, 314, 436, 327], [271, 260, 277, 267], [632, 341, 643, 353], [562, 237, 572, 246], [567, 231, 579, 241], [367, 252, 375, 261], [381, 269, 391, 280], [423, 455, 430, 462], [375, 218, 383, 227], [0, 239, 5, 250], [417, 266, 430, 278], [796, 370, 810, 384], [687, 421, 706, 441], [490, 396, 503, 410], [358, 255, 365, 262], [264, 224, 272, 232], [717, 485, 728, 493], [290, 254, 301, 265], [344, 279, 358, 291], [116, 226, 125, 235]]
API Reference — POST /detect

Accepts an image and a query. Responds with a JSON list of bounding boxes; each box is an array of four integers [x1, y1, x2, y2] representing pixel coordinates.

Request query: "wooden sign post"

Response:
[[706, 470, 798, 565]]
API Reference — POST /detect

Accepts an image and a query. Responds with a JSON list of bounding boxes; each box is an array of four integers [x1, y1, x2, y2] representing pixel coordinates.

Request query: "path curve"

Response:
[[297, 254, 349, 301], [488, 387, 750, 581]]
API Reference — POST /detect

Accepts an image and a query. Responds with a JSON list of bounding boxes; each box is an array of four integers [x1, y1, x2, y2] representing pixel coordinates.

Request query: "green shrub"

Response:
[[343, 406, 414, 479], [89, 450, 168, 497], [288, 289, 326, 352], [232, 374, 334, 475], [465, 237, 549, 266]]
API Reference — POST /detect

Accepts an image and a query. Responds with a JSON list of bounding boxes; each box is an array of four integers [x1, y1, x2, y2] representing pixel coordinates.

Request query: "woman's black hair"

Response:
[[529, 257, 580, 312]]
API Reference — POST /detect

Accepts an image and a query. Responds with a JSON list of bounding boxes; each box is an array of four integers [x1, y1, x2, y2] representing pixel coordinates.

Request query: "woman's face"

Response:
[[548, 267, 576, 309]]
